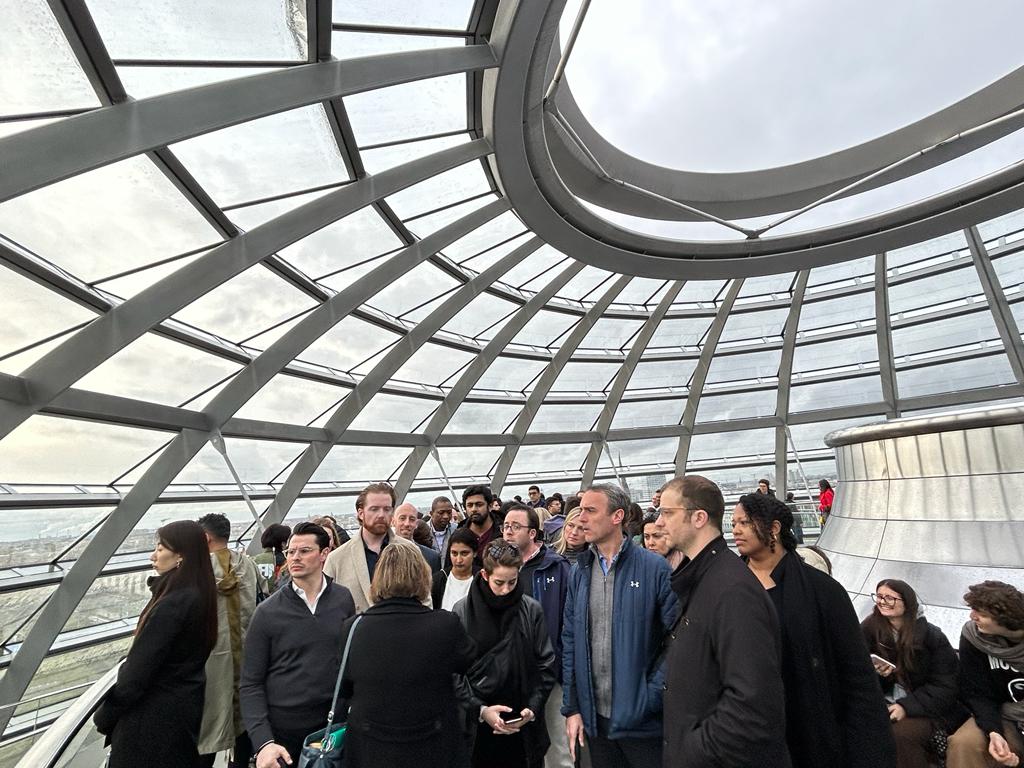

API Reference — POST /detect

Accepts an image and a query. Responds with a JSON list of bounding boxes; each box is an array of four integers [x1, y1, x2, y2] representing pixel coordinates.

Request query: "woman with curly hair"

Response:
[[861, 579, 964, 768], [947, 581, 1024, 768], [732, 492, 894, 768]]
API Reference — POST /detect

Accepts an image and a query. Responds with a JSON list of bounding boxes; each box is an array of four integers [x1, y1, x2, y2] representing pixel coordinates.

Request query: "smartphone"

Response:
[[870, 653, 896, 669], [499, 712, 524, 724]]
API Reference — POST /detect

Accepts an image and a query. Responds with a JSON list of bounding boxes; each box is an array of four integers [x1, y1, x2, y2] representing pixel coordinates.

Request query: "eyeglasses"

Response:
[[285, 547, 319, 558], [501, 522, 530, 533], [871, 593, 904, 606]]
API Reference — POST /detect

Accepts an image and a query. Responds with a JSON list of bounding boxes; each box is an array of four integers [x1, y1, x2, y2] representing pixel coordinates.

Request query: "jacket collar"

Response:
[[670, 535, 727, 610], [363, 596, 431, 616], [579, 533, 633, 570]]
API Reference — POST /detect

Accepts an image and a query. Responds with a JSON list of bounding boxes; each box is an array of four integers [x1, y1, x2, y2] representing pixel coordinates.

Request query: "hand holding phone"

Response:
[[871, 653, 896, 677]]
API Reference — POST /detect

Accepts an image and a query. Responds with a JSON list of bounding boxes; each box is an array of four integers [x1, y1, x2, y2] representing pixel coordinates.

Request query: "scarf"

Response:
[[464, 574, 530, 710], [962, 620, 1024, 722], [465, 573, 523, 652]]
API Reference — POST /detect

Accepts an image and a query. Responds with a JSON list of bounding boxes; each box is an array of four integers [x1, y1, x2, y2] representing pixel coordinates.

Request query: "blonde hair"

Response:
[[554, 507, 583, 555], [369, 538, 430, 604]]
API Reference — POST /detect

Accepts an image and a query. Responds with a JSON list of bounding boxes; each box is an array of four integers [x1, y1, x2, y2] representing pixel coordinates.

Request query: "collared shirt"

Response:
[[362, 532, 390, 581], [291, 574, 328, 614], [433, 527, 448, 552], [593, 534, 629, 576]]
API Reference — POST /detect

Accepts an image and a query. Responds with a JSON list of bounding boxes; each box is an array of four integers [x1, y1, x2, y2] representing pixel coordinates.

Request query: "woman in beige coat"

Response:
[[197, 515, 258, 767]]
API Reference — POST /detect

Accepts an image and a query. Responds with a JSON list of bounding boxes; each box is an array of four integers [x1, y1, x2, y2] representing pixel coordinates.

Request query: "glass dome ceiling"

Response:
[[2, 0, 1024, 756]]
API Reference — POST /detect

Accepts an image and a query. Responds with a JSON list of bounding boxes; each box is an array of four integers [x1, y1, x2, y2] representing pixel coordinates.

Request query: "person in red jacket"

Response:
[[818, 479, 835, 525]]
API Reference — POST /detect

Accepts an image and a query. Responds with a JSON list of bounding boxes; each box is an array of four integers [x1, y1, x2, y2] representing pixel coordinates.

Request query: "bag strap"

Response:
[[321, 614, 363, 744]]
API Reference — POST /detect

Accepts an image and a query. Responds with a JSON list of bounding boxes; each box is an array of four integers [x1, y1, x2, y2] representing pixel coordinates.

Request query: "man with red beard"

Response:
[[324, 481, 400, 613]]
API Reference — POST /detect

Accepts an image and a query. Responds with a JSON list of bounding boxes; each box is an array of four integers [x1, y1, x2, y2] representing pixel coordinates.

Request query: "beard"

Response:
[[363, 518, 390, 536], [470, 511, 489, 525]]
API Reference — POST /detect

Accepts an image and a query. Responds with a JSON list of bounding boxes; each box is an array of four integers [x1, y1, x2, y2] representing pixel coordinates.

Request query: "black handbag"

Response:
[[298, 615, 363, 768]]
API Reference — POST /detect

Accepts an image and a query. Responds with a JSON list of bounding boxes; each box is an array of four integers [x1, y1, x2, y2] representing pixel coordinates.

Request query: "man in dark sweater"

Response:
[[241, 522, 356, 768]]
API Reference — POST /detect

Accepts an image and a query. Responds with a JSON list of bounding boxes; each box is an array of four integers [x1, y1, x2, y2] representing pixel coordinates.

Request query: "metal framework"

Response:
[[3, 0, 1024, 742]]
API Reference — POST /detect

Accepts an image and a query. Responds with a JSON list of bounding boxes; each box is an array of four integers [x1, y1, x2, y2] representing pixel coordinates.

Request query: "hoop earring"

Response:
[[175, 559, 183, 569]]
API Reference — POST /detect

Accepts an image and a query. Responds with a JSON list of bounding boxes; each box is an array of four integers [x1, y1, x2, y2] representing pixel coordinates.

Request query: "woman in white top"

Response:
[[432, 527, 479, 611]]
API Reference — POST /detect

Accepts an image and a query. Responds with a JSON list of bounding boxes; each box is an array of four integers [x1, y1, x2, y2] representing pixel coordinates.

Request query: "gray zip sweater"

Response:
[[240, 576, 356, 750]]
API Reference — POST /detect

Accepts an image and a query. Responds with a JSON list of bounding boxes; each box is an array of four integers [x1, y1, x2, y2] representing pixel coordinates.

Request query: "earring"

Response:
[[175, 559, 183, 569]]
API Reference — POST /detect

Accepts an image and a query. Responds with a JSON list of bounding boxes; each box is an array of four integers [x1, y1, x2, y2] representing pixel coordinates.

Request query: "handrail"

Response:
[[0, 681, 96, 714], [14, 664, 119, 768]]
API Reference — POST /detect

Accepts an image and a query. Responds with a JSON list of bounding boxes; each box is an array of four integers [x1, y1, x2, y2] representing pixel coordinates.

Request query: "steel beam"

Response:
[[874, 253, 901, 417], [674, 279, 745, 471], [966, 226, 1024, 385], [253, 240, 544, 534], [580, 282, 684, 486], [774, 272, 810, 497], [0, 140, 492, 442], [489, 274, 633, 492], [0, 45, 496, 203], [392, 259, 584, 500]]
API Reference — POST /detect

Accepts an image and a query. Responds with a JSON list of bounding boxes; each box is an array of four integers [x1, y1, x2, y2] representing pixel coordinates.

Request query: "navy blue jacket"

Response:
[[524, 546, 571, 683], [561, 537, 678, 739]]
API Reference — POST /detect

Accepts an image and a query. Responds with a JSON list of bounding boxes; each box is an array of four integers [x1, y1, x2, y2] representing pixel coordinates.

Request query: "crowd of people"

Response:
[[94, 477, 1024, 768]]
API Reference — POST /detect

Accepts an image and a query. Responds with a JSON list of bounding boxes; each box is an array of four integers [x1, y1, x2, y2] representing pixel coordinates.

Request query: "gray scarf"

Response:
[[962, 620, 1024, 723]]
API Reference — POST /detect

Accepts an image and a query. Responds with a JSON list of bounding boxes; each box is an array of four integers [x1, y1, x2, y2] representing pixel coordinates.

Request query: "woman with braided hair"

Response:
[[732, 491, 895, 768]]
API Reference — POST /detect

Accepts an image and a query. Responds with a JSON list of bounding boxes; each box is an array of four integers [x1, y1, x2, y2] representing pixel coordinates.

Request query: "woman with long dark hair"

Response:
[[94, 520, 218, 768], [818, 479, 835, 524], [731, 492, 895, 768], [861, 579, 962, 768], [454, 540, 556, 768]]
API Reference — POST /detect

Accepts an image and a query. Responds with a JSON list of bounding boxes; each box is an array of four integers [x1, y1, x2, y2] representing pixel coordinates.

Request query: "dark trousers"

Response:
[[586, 717, 661, 768], [891, 717, 934, 768], [198, 731, 254, 767]]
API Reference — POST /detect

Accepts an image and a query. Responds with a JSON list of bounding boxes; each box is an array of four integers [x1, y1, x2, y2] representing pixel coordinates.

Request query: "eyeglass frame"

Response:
[[871, 593, 904, 605]]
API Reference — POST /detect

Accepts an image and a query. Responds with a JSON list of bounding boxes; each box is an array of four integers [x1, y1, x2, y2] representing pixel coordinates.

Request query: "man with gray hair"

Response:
[[561, 483, 678, 768]]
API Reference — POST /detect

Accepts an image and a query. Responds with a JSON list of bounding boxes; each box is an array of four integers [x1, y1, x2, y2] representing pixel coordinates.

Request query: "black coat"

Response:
[[663, 537, 792, 768], [768, 551, 895, 768], [94, 587, 212, 768], [861, 615, 965, 731], [340, 598, 475, 768]]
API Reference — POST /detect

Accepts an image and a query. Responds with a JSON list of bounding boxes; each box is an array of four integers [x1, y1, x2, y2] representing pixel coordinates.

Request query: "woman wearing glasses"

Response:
[[453, 540, 556, 768], [861, 580, 963, 768], [731, 492, 895, 768]]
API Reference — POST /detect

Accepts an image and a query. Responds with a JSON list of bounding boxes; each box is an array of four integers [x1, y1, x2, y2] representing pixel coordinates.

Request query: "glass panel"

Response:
[[348, 393, 439, 433], [419, 446, 503, 479], [599, 437, 677, 470], [171, 105, 350, 207], [0, 585, 57, 646], [362, 133, 472, 176], [368, 261, 461, 317], [673, 280, 726, 305], [807, 256, 876, 288], [625, 359, 698, 391], [445, 402, 520, 434], [74, 334, 242, 407], [705, 349, 781, 385], [0, 507, 110, 568], [0, 156, 220, 284], [298, 316, 400, 372], [718, 307, 789, 344], [887, 231, 968, 269], [550, 362, 618, 393], [790, 375, 883, 412], [312, 445, 410, 483], [994, 252, 1024, 297], [0, 416, 170, 485], [90, 0, 307, 60], [978, 208, 1024, 247], [798, 291, 875, 332], [614, 277, 669, 306], [272, 205, 403, 280], [688, 428, 776, 463], [171, 439, 306, 485], [737, 272, 795, 300], [346, 74, 468, 147], [696, 389, 777, 423], [556, 266, 614, 301], [388, 343, 475, 386], [495, 244, 568, 289], [440, 211, 526, 263], [0, 267, 97, 369], [647, 316, 714, 349], [287, 496, 358, 530], [896, 354, 1016, 397], [511, 310, 579, 348], [3, 0, 99, 115], [441, 294, 519, 340], [531, 404, 602, 432], [334, 0, 474, 29], [173, 264, 317, 344], [892, 310, 1002, 358], [333, 30, 462, 59], [693, 467, 777, 502], [476, 357, 546, 393], [610, 398, 685, 429], [386, 161, 491, 220], [118, 65, 278, 99], [786, 417, 878, 454], [578, 318, 644, 350], [235, 374, 348, 426], [114, 499, 265, 550], [786, 458, 838, 492], [888, 264, 985, 316], [508, 443, 590, 476], [792, 334, 878, 374]]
